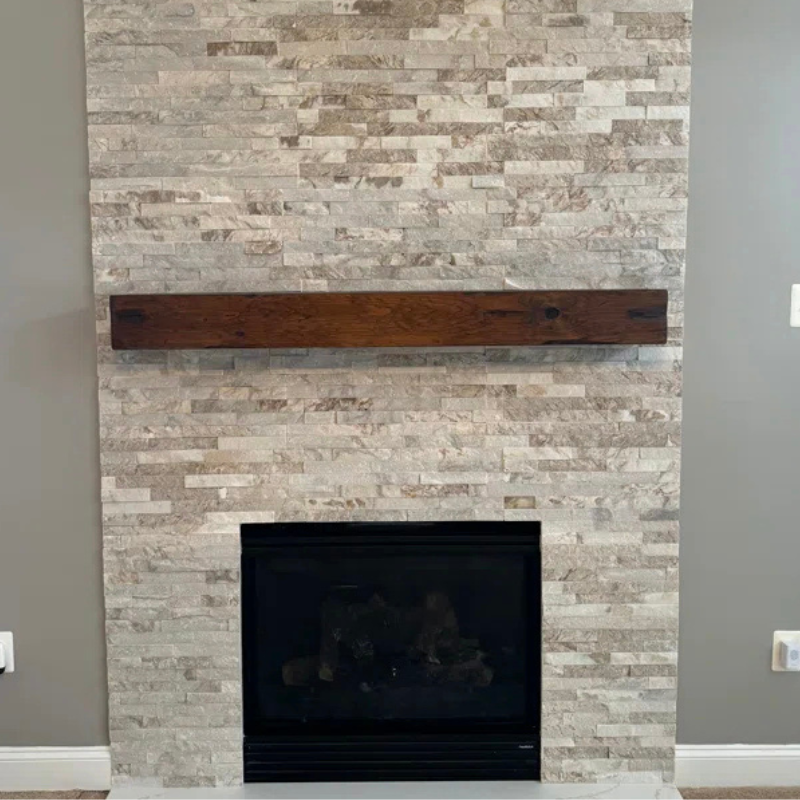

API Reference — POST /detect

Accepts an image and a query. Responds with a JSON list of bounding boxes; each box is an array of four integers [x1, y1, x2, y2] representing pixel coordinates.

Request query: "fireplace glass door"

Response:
[[241, 521, 541, 782]]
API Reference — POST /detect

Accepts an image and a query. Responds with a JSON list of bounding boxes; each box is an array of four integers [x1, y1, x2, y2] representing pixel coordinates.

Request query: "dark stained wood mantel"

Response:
[[109, 290, 668, 350]]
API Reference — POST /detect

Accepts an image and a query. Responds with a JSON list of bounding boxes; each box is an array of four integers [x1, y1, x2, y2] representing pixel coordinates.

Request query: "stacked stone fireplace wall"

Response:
[[83, 0, 691, 787]]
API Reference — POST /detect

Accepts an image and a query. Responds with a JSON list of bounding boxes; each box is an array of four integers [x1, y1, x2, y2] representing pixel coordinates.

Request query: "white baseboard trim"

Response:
[[0, 746, 111, 791], [676, 744, 800, 787], [0, 744, 797, 792]]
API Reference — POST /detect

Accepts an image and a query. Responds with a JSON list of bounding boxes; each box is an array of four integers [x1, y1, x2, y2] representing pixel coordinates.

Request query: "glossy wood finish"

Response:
[[110, 290, 668, 350]]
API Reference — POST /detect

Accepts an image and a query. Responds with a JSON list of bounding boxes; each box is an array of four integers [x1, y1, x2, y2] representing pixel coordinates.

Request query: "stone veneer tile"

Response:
[[83, 0, 691, 788]]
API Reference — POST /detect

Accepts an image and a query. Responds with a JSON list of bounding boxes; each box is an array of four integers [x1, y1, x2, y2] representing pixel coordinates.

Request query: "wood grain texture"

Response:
[[110, 290, 668, 350]]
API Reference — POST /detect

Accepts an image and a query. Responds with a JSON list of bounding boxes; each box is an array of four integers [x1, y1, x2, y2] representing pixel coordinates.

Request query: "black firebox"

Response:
[[241, 521, 541, 782]]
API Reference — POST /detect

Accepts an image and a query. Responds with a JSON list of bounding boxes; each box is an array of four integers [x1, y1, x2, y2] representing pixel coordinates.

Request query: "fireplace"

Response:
[[240, 521, 541, 782]]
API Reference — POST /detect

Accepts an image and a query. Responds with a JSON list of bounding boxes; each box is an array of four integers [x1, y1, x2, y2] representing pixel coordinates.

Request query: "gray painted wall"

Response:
[[0, 0, 798, 748], [678, 0, 800, 744], [0, 0, 108, 745]]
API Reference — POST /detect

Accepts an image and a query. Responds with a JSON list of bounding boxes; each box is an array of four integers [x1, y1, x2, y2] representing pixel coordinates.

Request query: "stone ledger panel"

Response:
[[83, 0, 691, 788]]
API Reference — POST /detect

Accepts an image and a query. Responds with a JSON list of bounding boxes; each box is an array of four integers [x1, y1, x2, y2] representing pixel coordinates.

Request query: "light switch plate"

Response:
[[772, 631, 800, 671], [0, 632, 14, 673], [791, 285, 800, 328]]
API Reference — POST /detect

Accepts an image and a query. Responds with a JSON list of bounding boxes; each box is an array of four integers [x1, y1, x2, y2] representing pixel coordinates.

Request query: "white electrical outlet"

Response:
[[0, 632, 14, 674], [791, 285, 800, 328], [773, 631, 800, 671]]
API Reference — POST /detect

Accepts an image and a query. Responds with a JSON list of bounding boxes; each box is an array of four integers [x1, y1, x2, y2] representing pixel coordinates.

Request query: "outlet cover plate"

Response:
[[772, 631, 800, 671], [0, 632, 14, 673], [791, 285, 800, 328]]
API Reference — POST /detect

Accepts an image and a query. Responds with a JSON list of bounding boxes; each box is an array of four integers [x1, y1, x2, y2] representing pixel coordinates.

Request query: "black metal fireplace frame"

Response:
[[240, 521, 541, 782]]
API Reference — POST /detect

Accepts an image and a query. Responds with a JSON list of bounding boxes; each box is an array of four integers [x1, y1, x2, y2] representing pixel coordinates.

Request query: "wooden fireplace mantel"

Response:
[[109, 290, 668, 350]]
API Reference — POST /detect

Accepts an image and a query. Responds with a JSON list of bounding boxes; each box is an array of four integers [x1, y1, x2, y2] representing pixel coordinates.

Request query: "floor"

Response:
[[0, 794, 107, 799], [1, 789, 799, 800], [682, 792, 800, 799]]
